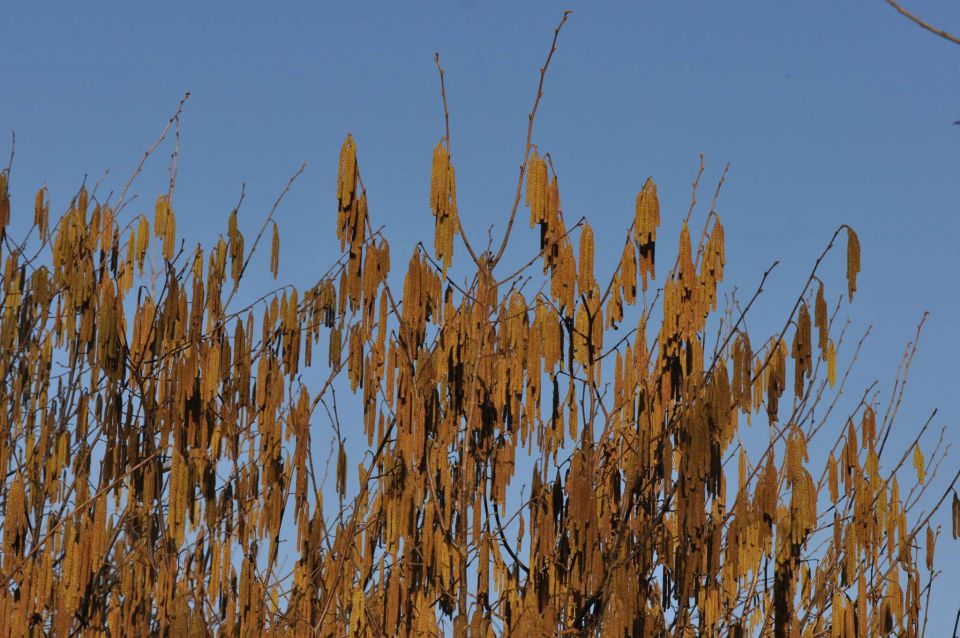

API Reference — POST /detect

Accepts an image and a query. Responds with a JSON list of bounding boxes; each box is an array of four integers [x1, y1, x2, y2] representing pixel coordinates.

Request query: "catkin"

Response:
[[338, 134, 357, 207], [952, 493, 959, 539], [35, 188, 49, 241], [913, 444, 925, 484], [634, 178, 659, 244], [526, 150, 548, 226], [270, 221, 280, 279], [792, 302, 812, 397], [846, 227, 860, 302], [826, 339, 837, 388], [0, 171, 9, 240], [828, 453, 838, 505], [578, 223, 595, 294]]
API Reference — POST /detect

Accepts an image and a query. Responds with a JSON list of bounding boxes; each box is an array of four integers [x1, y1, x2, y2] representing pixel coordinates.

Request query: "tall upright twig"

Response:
[[490, 10, 572, 268]]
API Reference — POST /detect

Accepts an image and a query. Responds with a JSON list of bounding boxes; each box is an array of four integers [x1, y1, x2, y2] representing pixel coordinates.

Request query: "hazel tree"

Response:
[[0, 14, 957, 638]]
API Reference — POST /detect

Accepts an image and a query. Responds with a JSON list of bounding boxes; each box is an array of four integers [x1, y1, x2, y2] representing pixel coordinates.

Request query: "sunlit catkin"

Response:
[[634, 177, 660, 288], [578, 223, 595, 294], [429, 142, 458, 271], [337, 134, 357, 207], [34, 187, 49, 242]]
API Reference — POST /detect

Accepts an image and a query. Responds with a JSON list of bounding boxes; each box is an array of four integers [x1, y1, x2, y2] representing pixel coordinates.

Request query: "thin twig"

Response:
[[5, 130, 14, 174], [883, 0, 960, 46], [223, 162, 307, 312], [490, 10, 572, 268], [115, 92, 190, 215], [434, 52, 483, 267]]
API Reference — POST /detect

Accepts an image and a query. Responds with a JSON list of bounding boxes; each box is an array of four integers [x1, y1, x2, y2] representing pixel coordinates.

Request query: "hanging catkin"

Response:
[[526, 150, 548, 227], [270, 222, 280, 279], [846, 227, 860, 302], [578, 223, 595, 294], [815, 282, 828, 357], [338, 134, 357, 207], [634, 178, 660, 289]]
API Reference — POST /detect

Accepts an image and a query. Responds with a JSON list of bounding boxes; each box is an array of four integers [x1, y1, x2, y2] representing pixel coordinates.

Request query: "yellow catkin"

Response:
[[526, 150, 547, 226], [163, 200, 176, 260], [709, 218, 725, 283], [337, 134, 357, 207], [136, 215, 150, 272], [792, 301, 812, 398], [913, 444, 925, 484], [35, 188, 49, 241], [828, 453, 838, 505], [154, 194, 167, 238], [634, 177, 659, 244], [430, 143, 447, 218], [271, 222, 280, 279], [826, 339, 837, 388], [3, 475, 24, 556], [620, 240, 637, 305], [578, 223, 595, 294], [846, 227, 860, 302], [815, 282, 828, 356]]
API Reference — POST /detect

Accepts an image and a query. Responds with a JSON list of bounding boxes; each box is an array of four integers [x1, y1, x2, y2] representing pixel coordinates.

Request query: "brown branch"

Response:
[[878, 311, 928, 459], [883, 0, 960, 45], [115, 92, 190, 215], [223, 162, 307, 312], [433, 52, 483, 268], [434, 53, 453, 154], [5, 130, 14, 173]]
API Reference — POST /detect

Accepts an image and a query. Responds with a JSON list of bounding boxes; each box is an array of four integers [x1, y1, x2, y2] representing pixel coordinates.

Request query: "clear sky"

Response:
[[4, 0, 959, 630]]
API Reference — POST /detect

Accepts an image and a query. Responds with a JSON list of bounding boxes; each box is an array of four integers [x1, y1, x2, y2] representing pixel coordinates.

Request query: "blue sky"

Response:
[[4, 0, 959, 630]]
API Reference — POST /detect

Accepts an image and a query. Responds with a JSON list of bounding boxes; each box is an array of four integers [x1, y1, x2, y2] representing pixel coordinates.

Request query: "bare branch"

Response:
[[883, 0, 960, 46], [490, 10, 573, 268]]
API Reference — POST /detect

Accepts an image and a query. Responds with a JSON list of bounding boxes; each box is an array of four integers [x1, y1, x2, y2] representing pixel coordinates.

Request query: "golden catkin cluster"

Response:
[[525, 149, 550, 229], [634, 177, 660, 290], [154, 194, 177, 261], [0, 118, 950, 638]]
